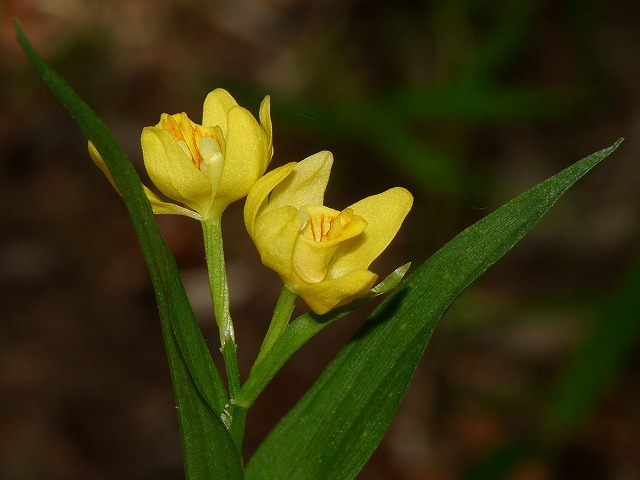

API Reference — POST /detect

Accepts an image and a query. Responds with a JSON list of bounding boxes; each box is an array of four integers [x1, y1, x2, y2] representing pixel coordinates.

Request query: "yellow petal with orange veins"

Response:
[[141, 127, 212, 214], [292, 206, 367, 284]]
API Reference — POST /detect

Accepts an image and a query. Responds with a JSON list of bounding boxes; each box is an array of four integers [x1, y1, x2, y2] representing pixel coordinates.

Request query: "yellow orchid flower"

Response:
[[89, 88, 273, 220], [244, 151, 413, 314]]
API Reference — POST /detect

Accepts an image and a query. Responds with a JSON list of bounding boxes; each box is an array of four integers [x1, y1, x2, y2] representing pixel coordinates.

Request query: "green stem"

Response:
[[202, 218, 234, 347], [252, 287, 298, 372], [201, 217, 243, 447]]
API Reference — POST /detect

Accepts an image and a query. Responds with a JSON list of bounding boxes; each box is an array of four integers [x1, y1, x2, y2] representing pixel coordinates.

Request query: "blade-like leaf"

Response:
[[15, 23, 243, 479], [235, 264, 411, 410], [246, 140, 622, 480]]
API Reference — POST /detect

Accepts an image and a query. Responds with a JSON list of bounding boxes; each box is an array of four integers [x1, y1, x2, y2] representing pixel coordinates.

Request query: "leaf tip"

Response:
[[370, 262, 411, 297], [14, 19, 35, 60], [14, 19, 25, 42]]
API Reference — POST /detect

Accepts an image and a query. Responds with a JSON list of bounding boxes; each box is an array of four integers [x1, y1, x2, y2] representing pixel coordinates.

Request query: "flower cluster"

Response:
[[91, 88, 412, 314]]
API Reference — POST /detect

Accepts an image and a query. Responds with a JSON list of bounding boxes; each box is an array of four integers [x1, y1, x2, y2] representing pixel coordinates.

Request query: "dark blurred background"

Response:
[[2, 0, 640, 479]]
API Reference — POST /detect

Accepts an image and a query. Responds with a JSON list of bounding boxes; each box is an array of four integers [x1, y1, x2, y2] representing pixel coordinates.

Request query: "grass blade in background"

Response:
[[15, 23, 243, 479], [246, 140, 622, 480], [545, 259, 640, 434]]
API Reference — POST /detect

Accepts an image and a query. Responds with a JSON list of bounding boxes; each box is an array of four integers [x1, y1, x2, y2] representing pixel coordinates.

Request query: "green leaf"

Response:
[[370, 262, 410, 296], [245, 140, 622, 480], [15, 22, 243, 479], [235, 264, 412, 410]]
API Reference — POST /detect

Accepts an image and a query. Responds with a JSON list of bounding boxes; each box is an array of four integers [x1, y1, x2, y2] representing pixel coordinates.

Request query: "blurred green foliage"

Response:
[[4, 0, 638, 478]]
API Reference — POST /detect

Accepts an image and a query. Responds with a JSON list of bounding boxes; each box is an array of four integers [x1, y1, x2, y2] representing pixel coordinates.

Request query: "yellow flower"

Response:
[[244, 151, 413, 314], [89, 88, 273, 220]]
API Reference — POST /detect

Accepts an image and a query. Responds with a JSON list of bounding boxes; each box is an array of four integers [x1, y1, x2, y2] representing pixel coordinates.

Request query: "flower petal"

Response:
[[202, 88, 238, 134], [292, 235, 339, 284], [259, 95, 273, 161], [253, 206, 304, 279], [144, 186, 201, 220], [215, 105, 269, 206], [269, 151, 333, 210], [331, 187, 413, 276], [88, 141, 119, 192], [244, 162, 296, 238], [293, 206, 367, 284], [141, 126, 212, 215], [292, 269, 378, 315]]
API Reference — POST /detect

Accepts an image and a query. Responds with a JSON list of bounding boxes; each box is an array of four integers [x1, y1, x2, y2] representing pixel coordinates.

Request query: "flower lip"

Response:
[[299, 206, 366, 245], [158, 113, 225, 171], [291, 206, 368, 285]]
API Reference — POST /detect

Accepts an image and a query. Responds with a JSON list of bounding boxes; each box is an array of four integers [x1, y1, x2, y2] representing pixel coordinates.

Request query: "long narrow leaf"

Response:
[[15, 23, 243, 479], [246, 140, 622, 480], [236, 264, 409, 410]]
